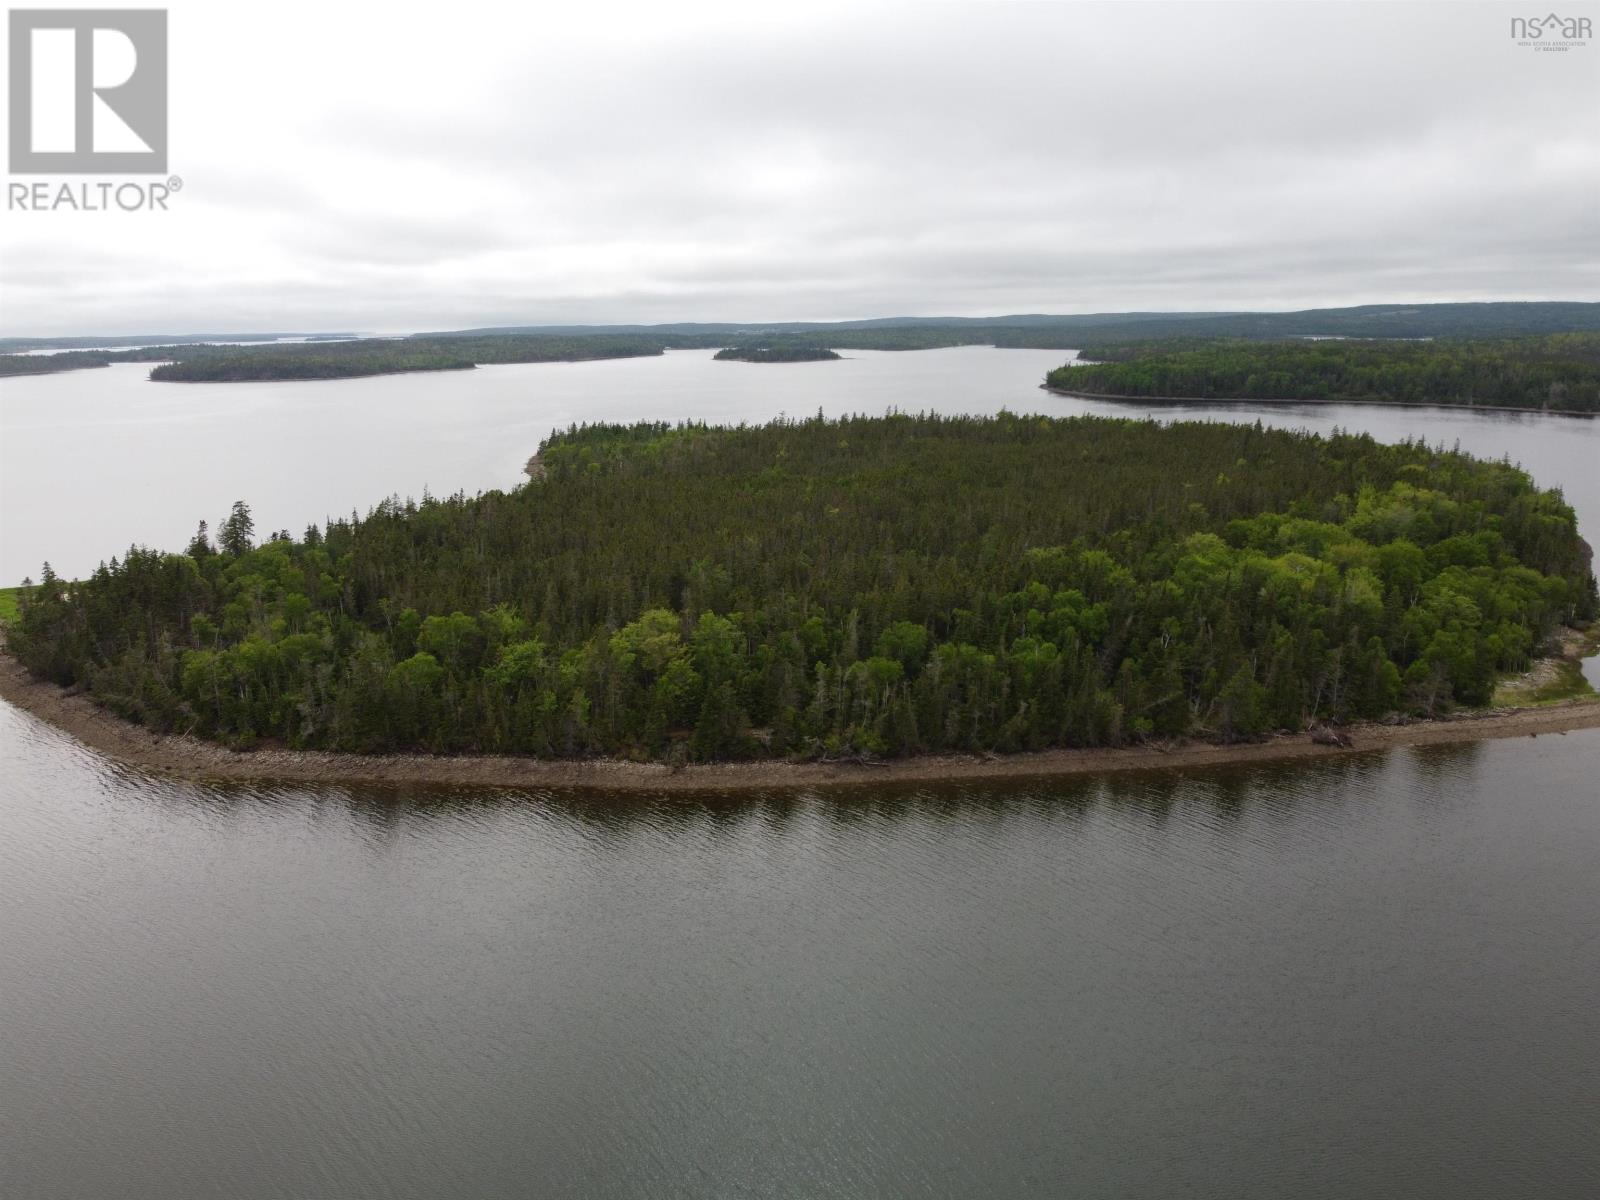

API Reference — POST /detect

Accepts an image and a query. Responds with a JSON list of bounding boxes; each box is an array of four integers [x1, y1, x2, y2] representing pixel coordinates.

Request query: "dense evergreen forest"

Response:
[[1050, 335, 1600, 413], [714, 343, 842, 362], [8, 415, 1593, 761]]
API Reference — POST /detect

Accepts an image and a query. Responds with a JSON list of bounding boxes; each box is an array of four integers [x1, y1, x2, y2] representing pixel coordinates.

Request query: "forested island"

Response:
[[8, 415, 1593, 763], [1050, 335, 1600, 413], [714, 343, 842, 363], [149, 344, 477, 381], [1, 334, 667, 381]]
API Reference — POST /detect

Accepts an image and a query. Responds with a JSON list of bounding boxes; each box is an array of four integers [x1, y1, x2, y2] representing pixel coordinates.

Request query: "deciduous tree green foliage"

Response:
[[10, 415, 1593, 758], [1050, 335, 1600, 413]]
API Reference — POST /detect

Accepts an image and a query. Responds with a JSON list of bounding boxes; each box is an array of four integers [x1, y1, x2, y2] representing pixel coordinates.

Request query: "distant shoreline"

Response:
[[4, 649, 1596, 793], [1041, 383, 1599, 418], [148, 364, 476, 383]]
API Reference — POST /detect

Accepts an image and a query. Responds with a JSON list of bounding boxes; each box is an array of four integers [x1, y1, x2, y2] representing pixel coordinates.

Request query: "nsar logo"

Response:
[[1510, 12, 1592, 49]]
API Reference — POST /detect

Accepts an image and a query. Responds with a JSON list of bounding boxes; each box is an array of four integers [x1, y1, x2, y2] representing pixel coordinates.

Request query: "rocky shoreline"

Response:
[[4, 649, 1597, 793]]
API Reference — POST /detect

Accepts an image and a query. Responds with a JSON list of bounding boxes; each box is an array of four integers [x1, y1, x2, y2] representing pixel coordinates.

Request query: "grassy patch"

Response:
[[1493, 659, 1594, 707], [1493, 625, 1600, 707], [0, 586, 27, 624]]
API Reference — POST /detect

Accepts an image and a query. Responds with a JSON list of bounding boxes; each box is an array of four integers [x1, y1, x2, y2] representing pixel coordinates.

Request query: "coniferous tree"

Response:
[[219, 502, 254, 557], [186, 521, 213, 558]]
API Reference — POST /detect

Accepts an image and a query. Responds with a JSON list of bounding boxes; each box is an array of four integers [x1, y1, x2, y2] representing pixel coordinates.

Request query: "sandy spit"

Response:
[[3, 650, 1597, 793]]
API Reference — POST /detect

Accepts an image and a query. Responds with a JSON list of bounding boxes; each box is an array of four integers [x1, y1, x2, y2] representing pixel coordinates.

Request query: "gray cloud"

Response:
[[3, 1, 1596, 335]]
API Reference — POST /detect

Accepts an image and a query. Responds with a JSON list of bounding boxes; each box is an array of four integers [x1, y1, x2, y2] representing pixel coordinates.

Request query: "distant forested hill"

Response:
[[1048, 335, 1600, 413], [7, 303, 1600, 378], [419, 302, 1600, 354], [423, 302, 1600, 345], [9, 414, 1593, 760]]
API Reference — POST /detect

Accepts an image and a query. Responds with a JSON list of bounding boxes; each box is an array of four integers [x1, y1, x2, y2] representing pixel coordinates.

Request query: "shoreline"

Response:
[[1041, 384, 1598, 419], [4, 650, 1597, 793]]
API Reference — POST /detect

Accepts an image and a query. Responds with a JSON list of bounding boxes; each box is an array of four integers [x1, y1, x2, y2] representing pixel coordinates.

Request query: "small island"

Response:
[[715, 342, 841, 363], [6, 414, 1594, 768]]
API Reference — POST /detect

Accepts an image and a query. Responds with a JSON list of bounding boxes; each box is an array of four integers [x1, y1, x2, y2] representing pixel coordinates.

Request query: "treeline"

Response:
[[714, 342, 842, 362], [0, 351, 113, 377], [9, 415, 1593, 762], [1050, 335, 1600, 413], [1, 335, 669, 382], [678, 328, 999, 351], [418, 302, 1600, 343], [431, 335, 667, 366], [1025, 303, 1600, 344]]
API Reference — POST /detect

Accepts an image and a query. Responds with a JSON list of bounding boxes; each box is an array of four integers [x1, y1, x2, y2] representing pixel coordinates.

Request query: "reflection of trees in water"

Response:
[[1401, 738, 1489, 816], [119, 748, 1401, 856], [1407, 739, 1485, 778]]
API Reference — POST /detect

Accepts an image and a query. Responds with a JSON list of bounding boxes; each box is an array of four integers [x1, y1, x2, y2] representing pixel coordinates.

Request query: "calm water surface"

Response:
[[3, 348, 1599, 1197], [3, 707, 1598, 1199]]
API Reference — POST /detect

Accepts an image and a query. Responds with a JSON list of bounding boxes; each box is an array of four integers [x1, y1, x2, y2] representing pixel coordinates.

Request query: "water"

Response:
[[3, 704, 1598, 1199], [2, 348, 1596, 585], [3, 348, 1599, 1197]]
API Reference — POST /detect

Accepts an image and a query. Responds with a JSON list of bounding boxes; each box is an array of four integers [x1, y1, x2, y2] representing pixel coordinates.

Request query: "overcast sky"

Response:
[[1, 1, 1596, 335]]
